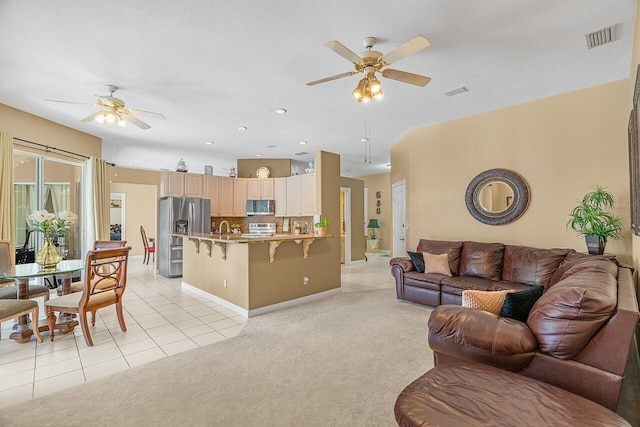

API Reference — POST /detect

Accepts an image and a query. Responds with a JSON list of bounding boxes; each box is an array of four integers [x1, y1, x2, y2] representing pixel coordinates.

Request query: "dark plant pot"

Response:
[[585, 235, 606, 255]]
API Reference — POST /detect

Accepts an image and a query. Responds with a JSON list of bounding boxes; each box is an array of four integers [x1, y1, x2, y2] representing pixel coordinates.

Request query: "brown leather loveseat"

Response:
[[390, 239, 639, 411]]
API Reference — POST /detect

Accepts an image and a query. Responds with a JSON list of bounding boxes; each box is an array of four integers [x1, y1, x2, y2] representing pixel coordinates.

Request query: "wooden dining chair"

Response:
[[68, 240, 128, 294], [45, 246, 131, 346], [0, 300, 43, 342], [0, 240, 50, 302], [140, 226, 155, 265]]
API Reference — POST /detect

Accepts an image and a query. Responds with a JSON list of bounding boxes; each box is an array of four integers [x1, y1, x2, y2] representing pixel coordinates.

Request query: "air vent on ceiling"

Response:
[[294, 151, 309, 156], [444, 86, 469, 97], [586, 25, 617, 49], [266, 144, 277, 148]]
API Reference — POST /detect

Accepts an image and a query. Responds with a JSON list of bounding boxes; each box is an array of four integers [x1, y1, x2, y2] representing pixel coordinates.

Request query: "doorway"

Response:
[[340, 187, 351, 264], [392, 180, 406, 257], [110, 193, 125, 241]]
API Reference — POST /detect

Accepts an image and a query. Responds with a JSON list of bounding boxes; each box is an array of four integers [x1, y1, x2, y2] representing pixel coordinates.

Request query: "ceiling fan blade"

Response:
[[306, 71, 358, 86], [44, 99, 93, 106], [324, 41, 362, 64], [381, 69, 431, 87], [379, 36, 430, 66], [80, 112, 101, 122], [120, 113, 151, 130], [127, 107, 166, 120]]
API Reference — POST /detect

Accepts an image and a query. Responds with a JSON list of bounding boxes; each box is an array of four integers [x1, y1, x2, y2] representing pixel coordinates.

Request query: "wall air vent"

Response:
[[444, 86, 469, 97], [294, 151, 309, 156], [586, 25, 617, 49]]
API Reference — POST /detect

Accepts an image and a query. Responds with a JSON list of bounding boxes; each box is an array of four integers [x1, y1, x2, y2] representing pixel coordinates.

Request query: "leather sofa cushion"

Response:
[[404, 272, 445, 290], [527, 258, 618, 359], [394, 362, 631, 427], [440, 276, 495, 295], [459, 241, 504, 280], [429, 305, 537, 355], [416, 239, 464, 275], [549, 251, 618, 286], [502, 246, 571, 288]]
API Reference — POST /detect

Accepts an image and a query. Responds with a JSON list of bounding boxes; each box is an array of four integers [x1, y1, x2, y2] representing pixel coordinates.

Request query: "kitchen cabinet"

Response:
[[160, 171, 186, 197], [204, 175, 220, 215], [286, 173, 316, 216], [274, 178, 287, 217], [247, 178, 275, 200], [233, 178, 248, 216], [160, 171, 204, 198], [218, 177, 235, 216], [185, 173, 204, 198]]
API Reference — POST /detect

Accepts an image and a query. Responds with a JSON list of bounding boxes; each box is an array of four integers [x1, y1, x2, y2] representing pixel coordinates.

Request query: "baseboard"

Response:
[[181, 282, 341, 318]]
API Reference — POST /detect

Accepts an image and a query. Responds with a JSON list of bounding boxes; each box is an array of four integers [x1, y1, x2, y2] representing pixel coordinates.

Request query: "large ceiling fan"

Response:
[[306, 36, 431, 102], [45, 84, 165, 130]]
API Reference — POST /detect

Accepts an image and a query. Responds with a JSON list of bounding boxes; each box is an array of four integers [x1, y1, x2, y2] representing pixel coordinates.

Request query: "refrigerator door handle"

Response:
[[188, 202, 194, 234]]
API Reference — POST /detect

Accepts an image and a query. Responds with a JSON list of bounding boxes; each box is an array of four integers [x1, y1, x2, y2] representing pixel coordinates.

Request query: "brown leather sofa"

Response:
[[390, 239, 640, 411]]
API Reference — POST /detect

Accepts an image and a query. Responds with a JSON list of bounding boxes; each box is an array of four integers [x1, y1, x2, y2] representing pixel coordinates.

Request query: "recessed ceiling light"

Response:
[[275, 108, 287, 114], [294, 151, 309, 156], [299, 141, 308, 145], [256, 154, 263, 157], [266, 144, 277, 148], [205, 141, 214, 145], [238, 126, 248, 131]]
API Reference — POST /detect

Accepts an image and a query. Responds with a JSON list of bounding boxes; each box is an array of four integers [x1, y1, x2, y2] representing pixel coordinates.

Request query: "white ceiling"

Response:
[[0, 1, 636, 177]]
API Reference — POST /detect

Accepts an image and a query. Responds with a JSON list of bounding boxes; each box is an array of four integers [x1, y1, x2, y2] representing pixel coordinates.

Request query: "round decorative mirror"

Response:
[[465, 168, 530, 225]]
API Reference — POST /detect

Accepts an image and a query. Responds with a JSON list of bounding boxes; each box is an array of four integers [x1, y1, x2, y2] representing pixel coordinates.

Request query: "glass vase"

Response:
[[36, 237, 63, 270]]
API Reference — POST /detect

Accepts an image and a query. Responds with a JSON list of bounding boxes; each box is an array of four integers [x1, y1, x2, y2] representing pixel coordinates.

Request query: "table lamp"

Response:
[[367, 219, 380, 240]]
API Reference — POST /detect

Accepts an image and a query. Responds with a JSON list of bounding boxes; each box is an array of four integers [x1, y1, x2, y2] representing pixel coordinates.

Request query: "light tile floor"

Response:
[[0, 253, 393, 408]]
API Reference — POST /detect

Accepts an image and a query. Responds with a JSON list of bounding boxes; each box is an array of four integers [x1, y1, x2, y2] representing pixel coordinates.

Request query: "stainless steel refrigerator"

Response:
[[158, 197, 211, 278]]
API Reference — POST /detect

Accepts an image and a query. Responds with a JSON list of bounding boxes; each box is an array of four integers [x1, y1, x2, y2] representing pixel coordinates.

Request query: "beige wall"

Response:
[[1, 103, 101, 160], [339, 177, 366, 262], [110, 183, 158, 257], [237, 158, 291, 178], [360, 173, 391, 251], [391, 80, 631, 264]]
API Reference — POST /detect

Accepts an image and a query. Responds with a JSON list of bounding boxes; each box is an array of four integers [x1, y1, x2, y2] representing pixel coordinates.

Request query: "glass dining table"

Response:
[[0, 260, 84, 343]]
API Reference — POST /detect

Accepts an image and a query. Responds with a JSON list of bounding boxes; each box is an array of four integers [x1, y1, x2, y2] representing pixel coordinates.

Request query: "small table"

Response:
[[0, 260, 84, 343]]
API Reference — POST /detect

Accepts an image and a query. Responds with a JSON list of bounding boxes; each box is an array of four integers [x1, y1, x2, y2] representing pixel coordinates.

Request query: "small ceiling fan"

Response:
[[306, 36, 431, 102], [45, 84, 165, 129]]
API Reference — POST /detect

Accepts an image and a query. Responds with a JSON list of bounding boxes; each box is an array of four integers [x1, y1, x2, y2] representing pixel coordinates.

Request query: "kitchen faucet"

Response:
[[218, 220, 230, 234]]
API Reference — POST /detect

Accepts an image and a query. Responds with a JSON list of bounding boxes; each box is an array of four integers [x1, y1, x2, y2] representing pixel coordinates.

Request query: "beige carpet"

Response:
[[0, 288, 433, 427]]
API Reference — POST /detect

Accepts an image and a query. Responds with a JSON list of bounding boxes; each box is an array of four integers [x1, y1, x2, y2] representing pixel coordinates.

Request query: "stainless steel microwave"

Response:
[[246, 199, 275, 216]]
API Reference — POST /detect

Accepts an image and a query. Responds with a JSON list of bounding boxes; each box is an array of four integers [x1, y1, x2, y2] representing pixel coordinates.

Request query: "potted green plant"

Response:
[[314, 217, 329, 237], [567, 185, 623, 255]]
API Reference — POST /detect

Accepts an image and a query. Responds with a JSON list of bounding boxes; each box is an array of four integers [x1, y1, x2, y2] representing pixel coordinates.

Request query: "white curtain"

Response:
[[84, 157, 109, 247], [0, 132, 14, 242]]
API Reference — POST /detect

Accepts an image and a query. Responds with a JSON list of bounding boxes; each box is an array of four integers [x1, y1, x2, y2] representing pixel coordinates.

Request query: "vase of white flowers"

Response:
[[28, 210, 77, 270]]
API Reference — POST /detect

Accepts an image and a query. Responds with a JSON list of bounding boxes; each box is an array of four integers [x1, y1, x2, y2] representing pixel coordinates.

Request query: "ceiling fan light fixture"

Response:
[[117, 116, 127, 127], [352, 87, 362, 99], [373, 89, 383, 100], [105, 112, 116, 126]]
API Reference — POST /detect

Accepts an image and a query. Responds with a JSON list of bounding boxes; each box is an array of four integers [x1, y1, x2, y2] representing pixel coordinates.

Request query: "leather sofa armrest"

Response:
[[390, 257, 415, 273], [428, 305, 538, 355]]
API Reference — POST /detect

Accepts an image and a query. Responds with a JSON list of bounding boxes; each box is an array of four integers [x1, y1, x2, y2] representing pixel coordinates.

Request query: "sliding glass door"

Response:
[[13, 151, 84, 262]]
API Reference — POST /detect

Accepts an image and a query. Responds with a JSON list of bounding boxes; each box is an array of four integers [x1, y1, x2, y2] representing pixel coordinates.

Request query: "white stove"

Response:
[[243, 222, 276, 237]]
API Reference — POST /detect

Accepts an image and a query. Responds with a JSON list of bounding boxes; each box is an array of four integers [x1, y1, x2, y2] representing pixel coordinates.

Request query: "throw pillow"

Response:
[[500, 285, 544, 322], [407, 251, 425, 273], [423, 252, 452, 276], [462, 290, 512, 315]]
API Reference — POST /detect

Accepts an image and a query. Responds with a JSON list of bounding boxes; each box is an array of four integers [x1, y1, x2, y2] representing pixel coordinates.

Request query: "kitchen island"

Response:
[[177, 232, 341, 318]]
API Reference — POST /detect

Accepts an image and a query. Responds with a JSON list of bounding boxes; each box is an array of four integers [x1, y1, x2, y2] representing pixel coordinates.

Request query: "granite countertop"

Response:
[[170, 232, 333, 243]]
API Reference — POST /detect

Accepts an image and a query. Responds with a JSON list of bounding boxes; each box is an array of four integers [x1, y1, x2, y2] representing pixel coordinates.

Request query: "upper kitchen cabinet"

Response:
[[161, 171, 204, 198], [218, 177, 235, 216], [274, 178, 287, 217], [233, 178, 248, 216], [286, 173, 316, 216], [247, 178, 275, 200], [204, 175, 220, 215]]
